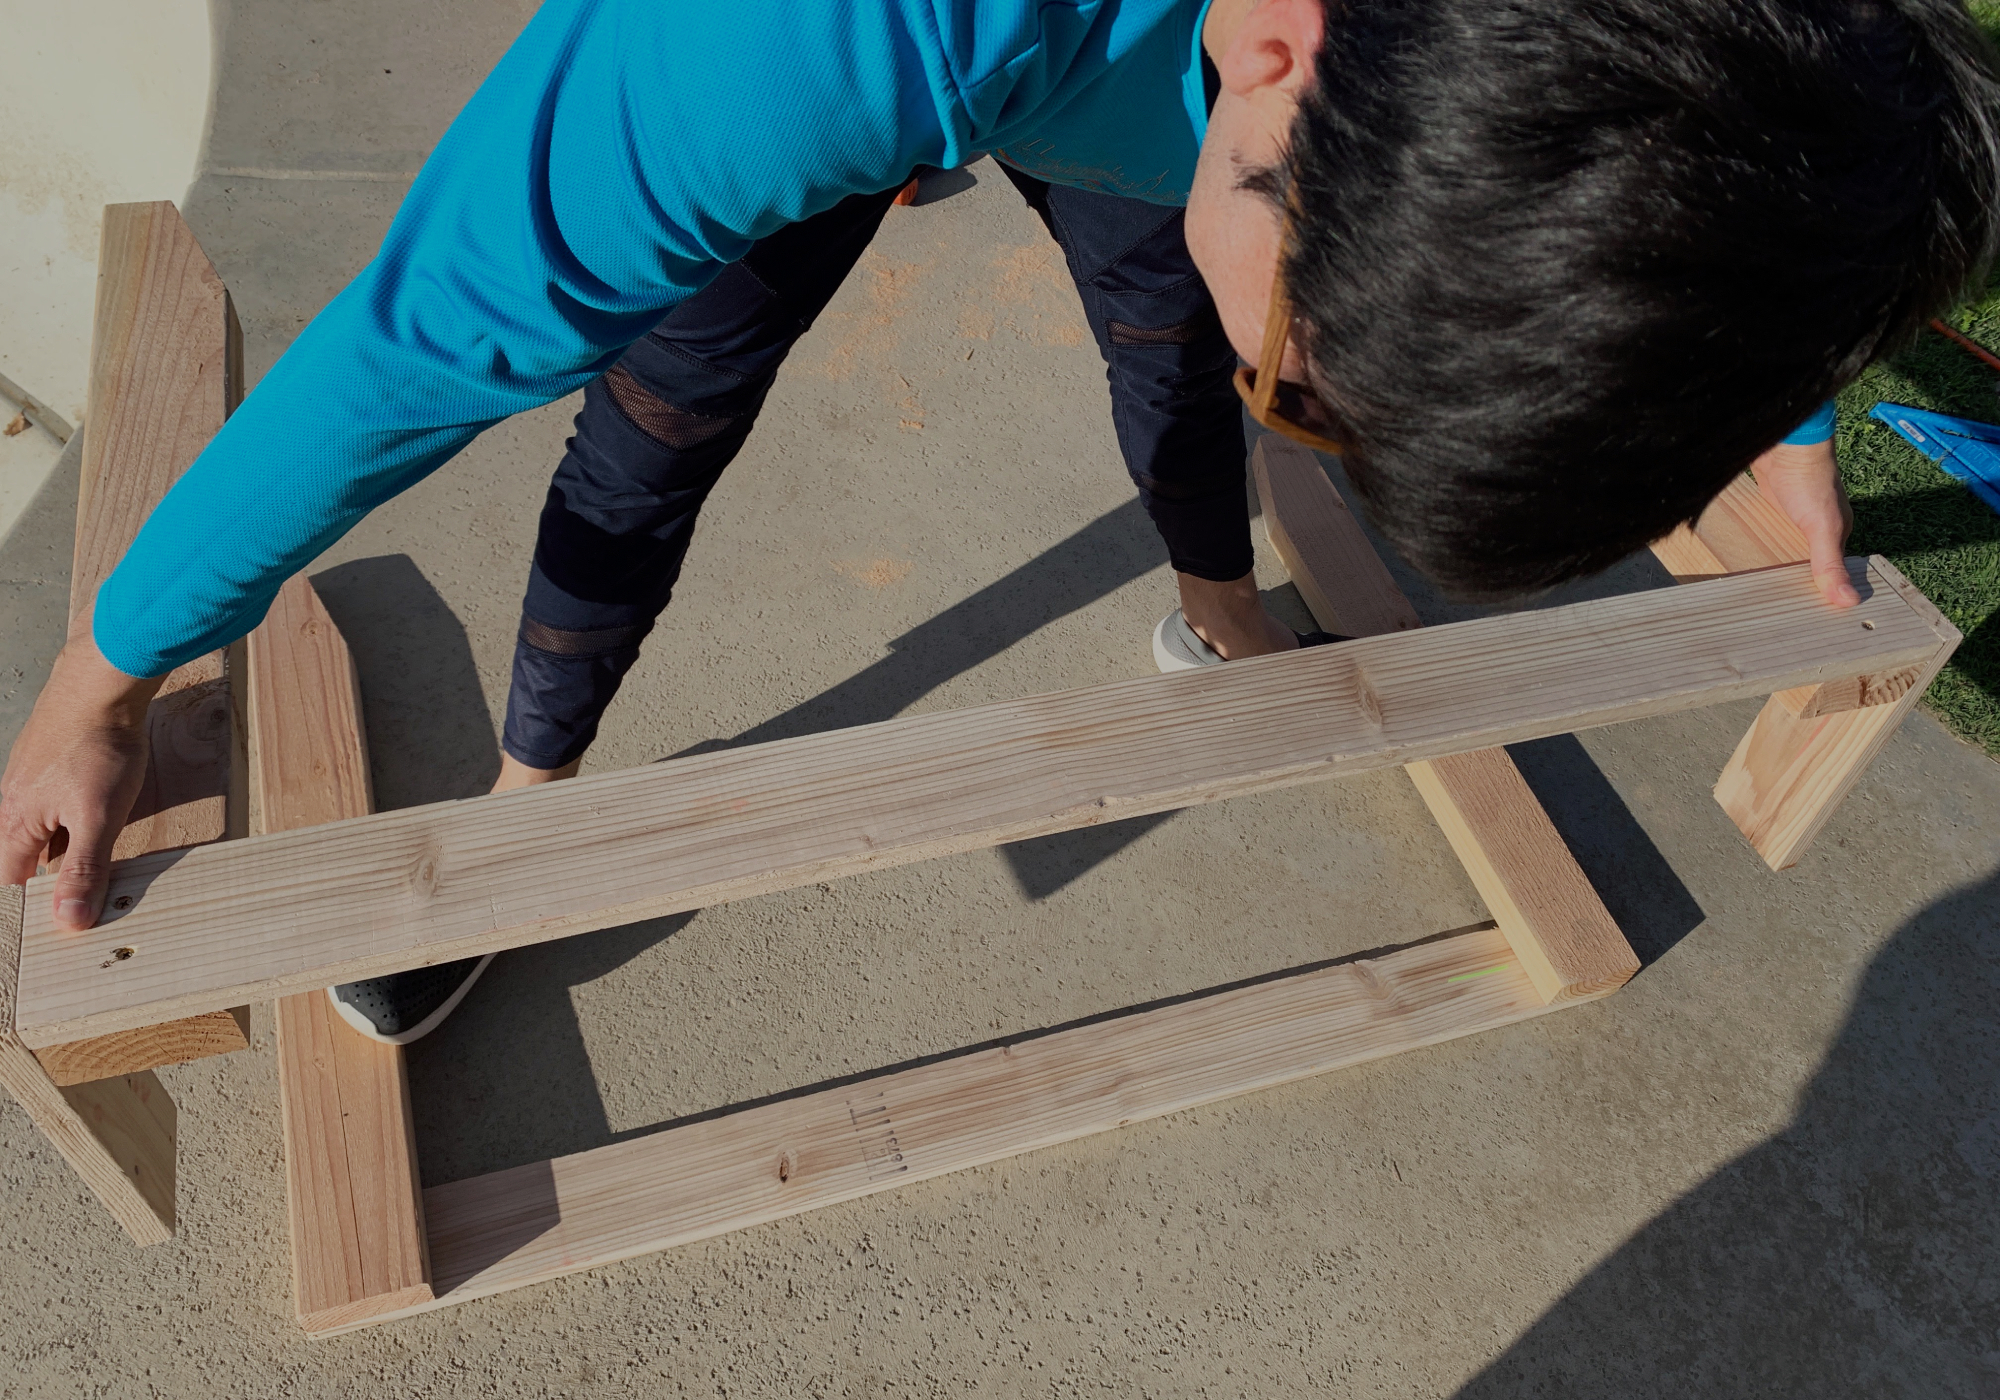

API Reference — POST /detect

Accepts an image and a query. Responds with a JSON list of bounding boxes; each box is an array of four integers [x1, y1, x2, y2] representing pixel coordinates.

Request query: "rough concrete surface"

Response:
[[3, 4, 1998, 1396]]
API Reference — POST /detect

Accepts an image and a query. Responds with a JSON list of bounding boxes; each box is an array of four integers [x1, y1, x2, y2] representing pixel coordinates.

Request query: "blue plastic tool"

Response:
[[1870, 403, 2000, 515]]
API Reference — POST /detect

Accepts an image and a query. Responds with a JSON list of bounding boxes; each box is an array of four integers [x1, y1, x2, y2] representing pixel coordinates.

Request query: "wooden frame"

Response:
[[0, 213, 1960, 1332]]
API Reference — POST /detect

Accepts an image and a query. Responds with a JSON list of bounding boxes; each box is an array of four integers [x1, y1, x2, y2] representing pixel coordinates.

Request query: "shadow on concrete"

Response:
[[672, 497, 1189, 899], [909, 164, 980, 206], [0, 433, 79, 754], [1454, 868, 2000, 1398], [1505, 734, 1705, 966], [405, 912, 699, 1185], [310, 553, 502, 805]]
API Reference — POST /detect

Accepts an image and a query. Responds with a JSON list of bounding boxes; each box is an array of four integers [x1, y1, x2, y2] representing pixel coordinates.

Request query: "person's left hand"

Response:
[[1750, 437, 1858, 608]]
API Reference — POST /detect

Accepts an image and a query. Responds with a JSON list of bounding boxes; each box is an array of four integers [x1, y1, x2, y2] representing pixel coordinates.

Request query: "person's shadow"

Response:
[[1455, 868, 2000, 1397]]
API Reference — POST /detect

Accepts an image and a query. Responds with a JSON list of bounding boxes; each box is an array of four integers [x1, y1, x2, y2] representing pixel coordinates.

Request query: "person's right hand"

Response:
[[0, 618, 164, 931]]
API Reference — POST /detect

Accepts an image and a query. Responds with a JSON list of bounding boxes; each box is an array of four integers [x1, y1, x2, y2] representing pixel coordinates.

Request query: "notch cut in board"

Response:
[[1250, 434, 1636, 1004], [13, 555, 1949, 1046], [252, 575, 433, 1332], [1649, 470, 1961, 868], [320, 922, 1552, 1334]]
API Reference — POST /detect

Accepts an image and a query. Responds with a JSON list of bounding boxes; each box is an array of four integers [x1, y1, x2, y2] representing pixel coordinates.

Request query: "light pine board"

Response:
[[0, 886, 175, 1243], [253, 577, 433, 1332], [1253, 436, 1639, 1003], [34, 1007, 248, 1088], [70, 200, 241, 863], [13, 558, 1948, 1045], [32, 201, 250, 1090], [321, 923, 1552, 1333], [1648, 472, 1961, 868]]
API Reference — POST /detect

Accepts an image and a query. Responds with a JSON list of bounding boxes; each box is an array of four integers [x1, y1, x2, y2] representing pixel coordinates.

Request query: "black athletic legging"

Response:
[[503, 164, 1251, 769]]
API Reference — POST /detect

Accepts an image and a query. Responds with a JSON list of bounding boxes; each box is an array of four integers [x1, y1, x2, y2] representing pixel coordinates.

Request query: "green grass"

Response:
[[1839, 305, 2000, 760], [1830, 1, 2000, 759]]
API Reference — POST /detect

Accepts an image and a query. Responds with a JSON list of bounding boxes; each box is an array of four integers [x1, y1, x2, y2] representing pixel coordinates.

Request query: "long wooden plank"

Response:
[[315, 923, 1550, 1332], [0, 886, 175, 1243], [1648, 472, 1962, 868], [13, 558, 1947, 1045], [31, 202, 250, 1087], [1254, 437, 1637, 1004], [71, 200, 241, 862], [256, 580, 429, 1328], [252, 576, 433, 1332]]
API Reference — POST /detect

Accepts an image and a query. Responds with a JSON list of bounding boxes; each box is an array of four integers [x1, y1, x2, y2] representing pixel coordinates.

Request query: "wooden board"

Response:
[[1648, 472, 1962, 868], [12, 557, 1948, 1045], [0, 885, 175, 1243], [319, 922, 1555, 1332], [33, 1007, 248, 1088], [70, 201, 241, 863], [1252, 436, 1636, 1004], [253, 576, 433, 1332], [29, 201, 250, 1091]]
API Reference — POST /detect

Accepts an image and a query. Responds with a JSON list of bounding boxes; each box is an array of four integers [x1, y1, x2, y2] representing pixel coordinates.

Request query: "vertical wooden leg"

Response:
[[1, 886, 176, 1244], [1254, 436, 1637, 1004], [1652, 476, 1961, 869], [251, 576, 433, 1332]]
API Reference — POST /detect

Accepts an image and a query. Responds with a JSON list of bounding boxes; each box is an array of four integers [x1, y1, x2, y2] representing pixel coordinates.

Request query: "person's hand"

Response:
[[1750, 437, 1858, 608], [0, 619, 163, 930]]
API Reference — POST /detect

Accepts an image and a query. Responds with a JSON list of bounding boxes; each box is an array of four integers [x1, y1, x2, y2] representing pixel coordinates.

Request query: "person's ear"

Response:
[[1213, 0, 1324, 108]]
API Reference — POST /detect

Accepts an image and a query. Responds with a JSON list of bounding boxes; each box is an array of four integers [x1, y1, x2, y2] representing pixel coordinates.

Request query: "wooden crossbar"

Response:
[[1252, 436, 1636, 1004], [12, 556, 1950, 1046], [313, 922, 1550, 1335]]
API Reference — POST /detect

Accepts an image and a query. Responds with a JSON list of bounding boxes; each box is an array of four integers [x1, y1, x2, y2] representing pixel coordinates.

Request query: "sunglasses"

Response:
[[1232, 241, 1347, 455]]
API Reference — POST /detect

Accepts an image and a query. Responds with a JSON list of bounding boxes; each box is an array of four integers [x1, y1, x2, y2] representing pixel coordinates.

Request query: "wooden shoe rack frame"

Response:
[[0, 206, 1960, 1334]]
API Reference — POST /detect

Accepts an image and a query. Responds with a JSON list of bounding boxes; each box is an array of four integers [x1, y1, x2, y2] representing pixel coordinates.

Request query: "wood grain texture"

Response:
[[320, 924, 1554, 1332], [277, 994, 432, 1333], [1251, 438, 1420, 638], [71, 202, 240, 860], [252, 576, 432, 1332], [1713, 564, 1959, 868], [248, 577, 376, 830], [0, 886, 175, 1243], [26, 202, 248, 1100], [33, 1007, 248, 1088], [1252, 436, 1634, 1004], [13, 558, 1945, 1045], [1771, 664, 1924, 720], [1649, 471, 1960, 869], [1404, 752, 1637, 1002]]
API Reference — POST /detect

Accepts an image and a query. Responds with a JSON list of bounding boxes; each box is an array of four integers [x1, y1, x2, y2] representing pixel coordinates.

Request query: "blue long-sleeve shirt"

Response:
[[95, 0, 1216, 676]]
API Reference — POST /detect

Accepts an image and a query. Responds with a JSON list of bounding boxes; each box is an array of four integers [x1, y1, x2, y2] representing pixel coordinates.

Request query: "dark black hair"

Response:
[[1263, 0, 2000, 597]]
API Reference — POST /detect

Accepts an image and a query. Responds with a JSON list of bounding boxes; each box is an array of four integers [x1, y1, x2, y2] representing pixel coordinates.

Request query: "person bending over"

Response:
[[3, 0, 1994, 1043]]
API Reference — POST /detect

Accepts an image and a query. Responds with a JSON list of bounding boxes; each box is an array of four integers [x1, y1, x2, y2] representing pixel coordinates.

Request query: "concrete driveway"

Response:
[[2, 4, 1996, 1395]]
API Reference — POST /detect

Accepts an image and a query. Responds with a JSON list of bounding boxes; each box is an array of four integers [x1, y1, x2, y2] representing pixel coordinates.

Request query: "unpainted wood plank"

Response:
[[71, 202, 239, 861], [13, 557, 1947, 1045], [34, 1007, 248, 1088], [1649, 471, 1960, 869], [0, 885, 175, 1243], [1404, 752, 1638, 1002], [1714, 563, 1959, 868], [317, 923, 1552, 1333], [1252, 436, 1634, 1004], [1251, 440, 1420, 637], [248, 576, 376, 830], [252, 575, 431, 1331], [276, 993, 432, 1333], [1771, 664, 1925, 720]]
